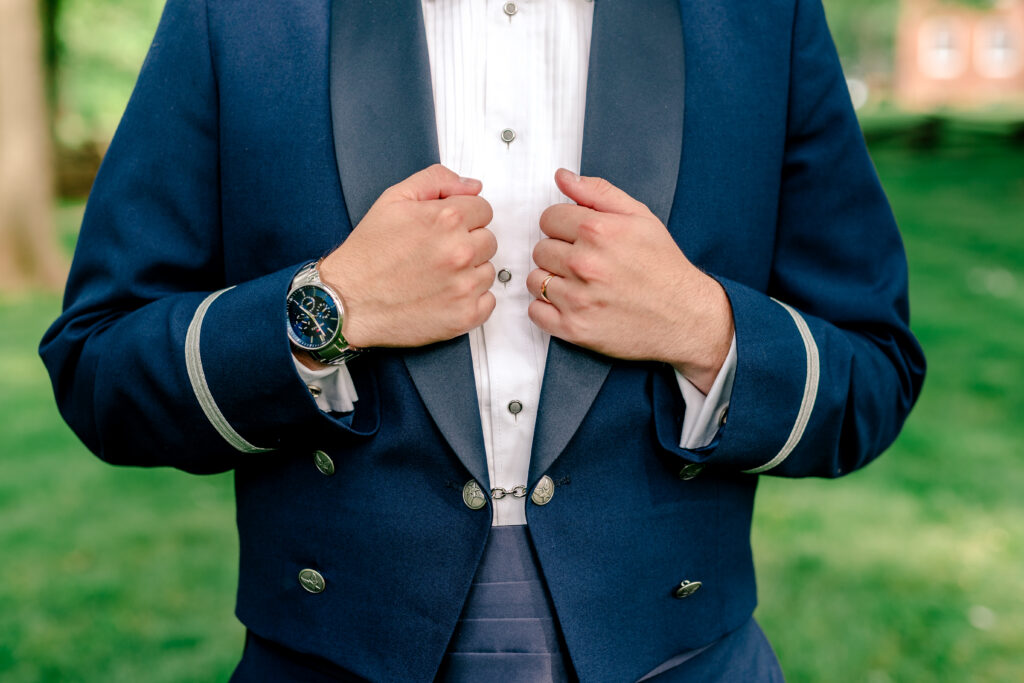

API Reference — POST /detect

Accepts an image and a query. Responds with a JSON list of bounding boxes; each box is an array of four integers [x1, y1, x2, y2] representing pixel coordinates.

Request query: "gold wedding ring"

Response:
[[540, 274, 554, 303]]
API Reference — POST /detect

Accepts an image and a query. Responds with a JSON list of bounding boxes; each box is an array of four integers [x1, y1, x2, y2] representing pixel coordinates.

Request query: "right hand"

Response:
[[319, 164, 497, 349]]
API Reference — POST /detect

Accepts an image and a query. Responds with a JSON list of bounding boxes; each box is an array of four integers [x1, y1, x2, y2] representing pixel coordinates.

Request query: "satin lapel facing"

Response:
[[529, 0, 685, 486], [330, 0, 489, 488]]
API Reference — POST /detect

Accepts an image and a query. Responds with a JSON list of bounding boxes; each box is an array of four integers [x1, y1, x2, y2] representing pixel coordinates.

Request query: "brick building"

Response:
[[895, 0, 1024, 110]]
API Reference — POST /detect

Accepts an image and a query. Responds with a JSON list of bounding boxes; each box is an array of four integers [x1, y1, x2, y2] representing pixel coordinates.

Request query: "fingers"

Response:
[[468, 226, 498, 265], [386, 163, 483, 202], [526, 269, 559, 305], [475, 291, 497, 326], [436, 193, 494, 231], [474, 262, 497, 294], [527, 298, 561, 336], [532, 237, 572, 277], [554, 167, 648, 217], [539, 202, 592, 242]]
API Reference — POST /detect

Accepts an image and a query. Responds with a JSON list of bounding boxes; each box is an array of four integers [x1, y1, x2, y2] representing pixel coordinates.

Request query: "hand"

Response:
[[526, 169, 734, 394], [319, 164, 497, 348]]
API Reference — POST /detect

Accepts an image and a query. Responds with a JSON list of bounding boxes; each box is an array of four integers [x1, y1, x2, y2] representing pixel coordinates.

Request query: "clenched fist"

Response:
[[526, 169, 734, 394], [319, 164, 497, 349]]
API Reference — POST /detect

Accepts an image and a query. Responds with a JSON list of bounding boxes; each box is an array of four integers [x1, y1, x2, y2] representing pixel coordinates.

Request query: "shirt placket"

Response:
[[480, 0, 544, 525]]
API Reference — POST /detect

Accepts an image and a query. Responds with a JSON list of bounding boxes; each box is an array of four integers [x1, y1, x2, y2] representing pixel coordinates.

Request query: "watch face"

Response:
[[287, 285, 341, 350]]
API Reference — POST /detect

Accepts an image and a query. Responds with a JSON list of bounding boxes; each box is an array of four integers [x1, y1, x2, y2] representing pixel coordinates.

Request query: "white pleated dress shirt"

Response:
[[297, 0, 736, 526]]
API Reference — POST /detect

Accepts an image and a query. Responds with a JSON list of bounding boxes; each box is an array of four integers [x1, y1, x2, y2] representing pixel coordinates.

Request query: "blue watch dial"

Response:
[[287, 285, 341, 351]]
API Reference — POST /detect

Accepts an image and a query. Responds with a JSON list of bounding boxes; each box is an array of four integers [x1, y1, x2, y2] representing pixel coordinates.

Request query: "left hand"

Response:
[[527, 169, 734, 394]]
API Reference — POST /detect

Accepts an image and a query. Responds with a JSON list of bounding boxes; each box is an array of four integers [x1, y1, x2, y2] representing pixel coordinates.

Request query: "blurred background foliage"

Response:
[[1, 0, 1023, 681]]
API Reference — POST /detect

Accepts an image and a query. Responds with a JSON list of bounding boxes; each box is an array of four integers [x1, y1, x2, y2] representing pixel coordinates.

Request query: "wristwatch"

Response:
[[286, 261, 362, 365]]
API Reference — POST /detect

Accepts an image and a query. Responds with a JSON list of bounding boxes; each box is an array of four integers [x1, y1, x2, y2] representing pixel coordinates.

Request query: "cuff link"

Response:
[[307, 384, 322, 398]]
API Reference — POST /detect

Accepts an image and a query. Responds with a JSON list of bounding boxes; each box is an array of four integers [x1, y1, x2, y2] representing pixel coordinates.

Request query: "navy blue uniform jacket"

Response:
[[41, 0, 925, 680]]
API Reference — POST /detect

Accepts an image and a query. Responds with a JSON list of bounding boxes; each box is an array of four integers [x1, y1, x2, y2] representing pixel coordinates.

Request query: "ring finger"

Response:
[[527, 269, 560, 306]]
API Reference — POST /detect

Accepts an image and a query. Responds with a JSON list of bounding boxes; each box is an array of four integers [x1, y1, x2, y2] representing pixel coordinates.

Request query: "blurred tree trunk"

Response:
[[0, 0, 67, 292]]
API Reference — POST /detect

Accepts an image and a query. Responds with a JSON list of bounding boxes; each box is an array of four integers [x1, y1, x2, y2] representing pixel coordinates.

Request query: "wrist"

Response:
[[293, 349, 329, 371], [667, 274, 734, 394], [286, 261, 364, 364]]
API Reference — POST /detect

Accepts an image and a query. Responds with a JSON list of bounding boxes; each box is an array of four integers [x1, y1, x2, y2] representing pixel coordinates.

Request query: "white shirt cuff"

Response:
[[675, 334, 736, 449], [292, 355, 359, 413]]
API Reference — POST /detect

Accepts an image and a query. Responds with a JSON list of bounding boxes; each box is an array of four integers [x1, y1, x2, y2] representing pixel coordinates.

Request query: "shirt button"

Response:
[[507, 400, 523, 416], [497, 268, 512, 283], [503, 2, 518, 17], [500, 128, 517, 145]]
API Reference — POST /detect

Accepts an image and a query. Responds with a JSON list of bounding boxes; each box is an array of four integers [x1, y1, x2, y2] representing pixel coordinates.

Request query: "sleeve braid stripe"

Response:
[[185, 288, 274, 454], [743, 299, 819, 474]]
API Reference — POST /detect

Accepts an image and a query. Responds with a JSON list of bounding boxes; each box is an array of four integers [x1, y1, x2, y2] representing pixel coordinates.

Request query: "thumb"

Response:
[[554, 168, 647, 216], [388, 164, 482, 202]]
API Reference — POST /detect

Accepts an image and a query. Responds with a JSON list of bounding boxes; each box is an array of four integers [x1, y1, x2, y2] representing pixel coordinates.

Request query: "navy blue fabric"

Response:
[[231, 631, 367, 682], [643, 618, 784, 682], [438, 526, 572, 682], [39, 0, 925, 680]]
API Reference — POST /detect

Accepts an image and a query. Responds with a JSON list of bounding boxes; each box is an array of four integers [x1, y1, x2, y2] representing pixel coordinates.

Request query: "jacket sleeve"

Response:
[[654, 0, 925, 477], [39, 0, 378, 475]]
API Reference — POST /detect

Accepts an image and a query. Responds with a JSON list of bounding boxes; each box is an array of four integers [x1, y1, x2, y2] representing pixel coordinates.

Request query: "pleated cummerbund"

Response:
[[436, 525, 573, 682]]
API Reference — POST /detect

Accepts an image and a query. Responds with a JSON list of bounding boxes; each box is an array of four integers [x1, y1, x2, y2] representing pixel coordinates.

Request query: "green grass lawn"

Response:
[[754, 137, 1024, 683], [2, 137, 1023, 681]]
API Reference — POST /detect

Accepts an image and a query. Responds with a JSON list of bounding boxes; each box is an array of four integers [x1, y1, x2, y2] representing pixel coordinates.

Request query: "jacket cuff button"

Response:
[[678, 463, 705, 481], [674, 580, 702, 599]]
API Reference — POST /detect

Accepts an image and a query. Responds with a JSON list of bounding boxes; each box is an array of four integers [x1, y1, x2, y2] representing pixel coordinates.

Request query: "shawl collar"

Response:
[[328, 0, 686, 490]]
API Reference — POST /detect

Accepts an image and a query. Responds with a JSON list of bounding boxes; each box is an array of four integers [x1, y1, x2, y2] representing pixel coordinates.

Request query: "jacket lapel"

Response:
[[330, 0, 489, 488], [530, 0, 685, 485]]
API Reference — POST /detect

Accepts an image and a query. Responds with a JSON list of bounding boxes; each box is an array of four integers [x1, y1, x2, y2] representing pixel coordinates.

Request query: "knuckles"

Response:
[[565, 252, 601, 282], [437, 205, 463, 229], [577, 217, 609, 241], [445, 244, 476, 270]]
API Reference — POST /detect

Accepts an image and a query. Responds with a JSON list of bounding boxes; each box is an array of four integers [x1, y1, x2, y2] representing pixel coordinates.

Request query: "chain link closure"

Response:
[[490, 485, 528, 500]]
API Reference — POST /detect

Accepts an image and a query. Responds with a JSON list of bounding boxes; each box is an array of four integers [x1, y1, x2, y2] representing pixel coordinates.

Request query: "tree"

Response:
[[0, 0, 67, 292]]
